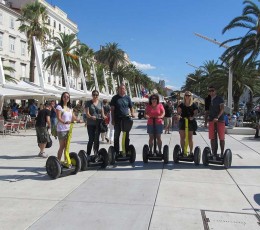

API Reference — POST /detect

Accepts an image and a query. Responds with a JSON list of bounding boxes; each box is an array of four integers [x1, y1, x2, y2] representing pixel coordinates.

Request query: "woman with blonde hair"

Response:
[[177, 91, 198, 155]]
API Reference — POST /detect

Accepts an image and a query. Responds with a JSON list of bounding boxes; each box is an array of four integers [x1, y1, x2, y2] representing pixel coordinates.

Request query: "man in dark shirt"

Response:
[[111, 84, 135, 154], [208, 86, 225, 155], [35, 102, 51, 158]]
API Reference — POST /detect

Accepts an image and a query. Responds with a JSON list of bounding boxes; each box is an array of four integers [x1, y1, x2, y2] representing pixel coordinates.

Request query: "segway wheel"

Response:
[[202, 147, 210, 166], [223, 149, 232, 169], [163, 145, 169, 164], [70, 152, 81, 175], [99, 148, 109, 168], [173, 145, 181, 163], [108, 146, 116, 165], [46, 156, 61, 179], [128, 144, 136, 163], [193, 146, 201, 165], [143, 144, 149, 163], [78, 150, 88, 171]]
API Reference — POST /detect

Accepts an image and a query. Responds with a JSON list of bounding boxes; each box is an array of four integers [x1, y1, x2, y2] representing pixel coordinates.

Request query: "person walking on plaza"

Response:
[[50, 100, 57, 139], [204, 94, 211, 128], [56, 92, 79, 161], [29, 101, 38, 118], [208, 86, 225, 156], [111, 84, 135, 155], [101, 99, 110, 143], [164, 100, 173, 134], [145, 94, 165, 154], [35, 102, 51, 158], [177, 91, 198, 155], [85, 90, 106, 155]]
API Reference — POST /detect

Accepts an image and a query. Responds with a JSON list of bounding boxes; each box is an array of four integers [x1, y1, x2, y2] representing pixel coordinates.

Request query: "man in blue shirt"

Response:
[[111, 84, 135, 154]]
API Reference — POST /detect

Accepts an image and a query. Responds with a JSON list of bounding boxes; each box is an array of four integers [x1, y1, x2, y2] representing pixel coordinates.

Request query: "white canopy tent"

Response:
[[0, 86, 47, 114]]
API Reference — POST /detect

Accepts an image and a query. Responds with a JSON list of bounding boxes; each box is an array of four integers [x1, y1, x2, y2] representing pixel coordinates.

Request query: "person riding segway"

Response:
[[78, 90, 109, 170], [173, 91, 201, 165], [46, 92, 81, 179], [202, 86, 232, 168], [108, 84, 136, 165], [142, 94, 169, 164]]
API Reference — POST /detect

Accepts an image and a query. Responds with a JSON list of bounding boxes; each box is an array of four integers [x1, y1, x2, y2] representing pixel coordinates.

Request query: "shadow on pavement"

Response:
[[254, 194, 260, 206], [0, 166, 48, 182], [0, 155, 38, 160]]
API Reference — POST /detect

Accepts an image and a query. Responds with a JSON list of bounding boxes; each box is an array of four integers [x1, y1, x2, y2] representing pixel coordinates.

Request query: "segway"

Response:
[[46, 123, 81, 179], [142, 117, 169, 164], [173, 118, 201, 165], [202, 121, 232, 169], [108, 116, 136, 165], [78, 118, 109, 170]]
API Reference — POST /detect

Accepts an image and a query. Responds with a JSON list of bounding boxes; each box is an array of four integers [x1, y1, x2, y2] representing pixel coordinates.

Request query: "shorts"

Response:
[[208, 121, 225, 140], [164, 117, 172, 127], [147, 124, 164, 134], [57, 131, 69, 140], [179, 119, 196, 131], [36, 127, 49, 143]]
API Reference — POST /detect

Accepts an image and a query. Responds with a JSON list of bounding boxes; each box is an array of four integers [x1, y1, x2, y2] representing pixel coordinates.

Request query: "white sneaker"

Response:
[[38, 152, 48, 158]]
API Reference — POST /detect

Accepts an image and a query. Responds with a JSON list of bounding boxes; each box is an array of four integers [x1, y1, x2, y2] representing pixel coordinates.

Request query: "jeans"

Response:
[[114, 120, 129, 153], [87, 124, 100, 155]]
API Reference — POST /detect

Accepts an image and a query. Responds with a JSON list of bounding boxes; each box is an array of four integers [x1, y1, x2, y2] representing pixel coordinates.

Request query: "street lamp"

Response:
[[194, 32, 233, 113]]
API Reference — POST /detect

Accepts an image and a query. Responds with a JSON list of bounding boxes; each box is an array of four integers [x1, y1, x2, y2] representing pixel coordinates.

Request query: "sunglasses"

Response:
[[185, 95, 191, 97], [92, 94, 99, 97], [63, 95, 70, 98], [151, 98, 157, 100], [208, 89, 215, 92]]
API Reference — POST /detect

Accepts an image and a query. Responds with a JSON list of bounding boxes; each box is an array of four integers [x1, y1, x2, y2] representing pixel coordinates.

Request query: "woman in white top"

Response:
[[56, 92, 78, 161]]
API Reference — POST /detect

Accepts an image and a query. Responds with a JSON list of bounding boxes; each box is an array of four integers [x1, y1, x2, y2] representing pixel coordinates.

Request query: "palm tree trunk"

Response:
[[233, 94, 240, 112], [29, 43, 35, 82]]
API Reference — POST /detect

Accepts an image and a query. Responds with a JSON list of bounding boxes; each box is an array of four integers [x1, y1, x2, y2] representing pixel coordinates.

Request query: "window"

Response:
[[10, 16, 14, 29], [9, 36, 15, 52], [59, 23, 61, 31], [21, 64, 26, 79], [21, 41, 26, 56], [0, 32, 3, 49], [53, 20, 56, 28], [47, 17, 50, 25], [0, 11, 3, 25], [9, 61, 15, 78]]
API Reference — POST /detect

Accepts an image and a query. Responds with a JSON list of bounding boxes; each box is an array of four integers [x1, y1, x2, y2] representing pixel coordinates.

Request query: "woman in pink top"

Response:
[[145, 94, 165, 154]]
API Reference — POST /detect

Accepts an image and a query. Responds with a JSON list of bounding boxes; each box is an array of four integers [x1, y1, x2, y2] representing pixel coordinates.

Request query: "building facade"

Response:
[[0, 0, 79, 89]]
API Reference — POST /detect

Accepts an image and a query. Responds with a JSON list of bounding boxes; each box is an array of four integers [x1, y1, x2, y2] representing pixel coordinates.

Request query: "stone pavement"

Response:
[[0, 119, 259, 230]]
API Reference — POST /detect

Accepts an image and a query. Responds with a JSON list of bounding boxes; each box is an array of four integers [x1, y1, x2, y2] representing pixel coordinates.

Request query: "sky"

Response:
[[48, 0, 247, 90]]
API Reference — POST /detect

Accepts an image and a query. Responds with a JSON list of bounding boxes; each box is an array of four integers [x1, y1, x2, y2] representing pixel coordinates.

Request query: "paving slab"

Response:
[[28, 202, 153, 230], [150, 206, 204, 230], [156, 180, 254, 213], [0, 197, 58, 230]]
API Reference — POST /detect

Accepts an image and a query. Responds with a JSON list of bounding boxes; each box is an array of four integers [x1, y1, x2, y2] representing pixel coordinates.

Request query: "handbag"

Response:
[[45, 133, 52, 148]]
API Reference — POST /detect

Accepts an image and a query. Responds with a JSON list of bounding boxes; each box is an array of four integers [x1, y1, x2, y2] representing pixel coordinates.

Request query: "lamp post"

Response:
[[194, 32, 232, 113]]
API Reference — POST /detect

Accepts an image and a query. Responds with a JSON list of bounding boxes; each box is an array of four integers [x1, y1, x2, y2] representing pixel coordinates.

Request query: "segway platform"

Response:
[[202, 122, 232, 169], [173, 144, 201, 165], [108, 145, 136, 165], [142, 144, 169, 163], [78, 148, 109, 170]]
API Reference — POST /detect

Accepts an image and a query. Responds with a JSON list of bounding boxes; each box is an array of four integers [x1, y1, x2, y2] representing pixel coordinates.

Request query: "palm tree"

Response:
[[17, 0, 49, 82], [95, 42, 127, 73], [221, 0, 260, 66], [44, 33, 79, 87], [3, 66, 17, 83]]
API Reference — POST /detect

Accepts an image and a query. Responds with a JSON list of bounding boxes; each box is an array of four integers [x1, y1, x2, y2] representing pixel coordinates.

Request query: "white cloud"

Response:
[[131, 61, 156, 70]]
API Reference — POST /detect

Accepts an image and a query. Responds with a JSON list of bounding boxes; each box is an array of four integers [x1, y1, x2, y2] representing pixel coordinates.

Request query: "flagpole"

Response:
[[91, 61, 99, 92], [59, 47, 70, 93], [32, 36, 45, 89], [103, 69, 109, 95], [78, 57, 87, 93]]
